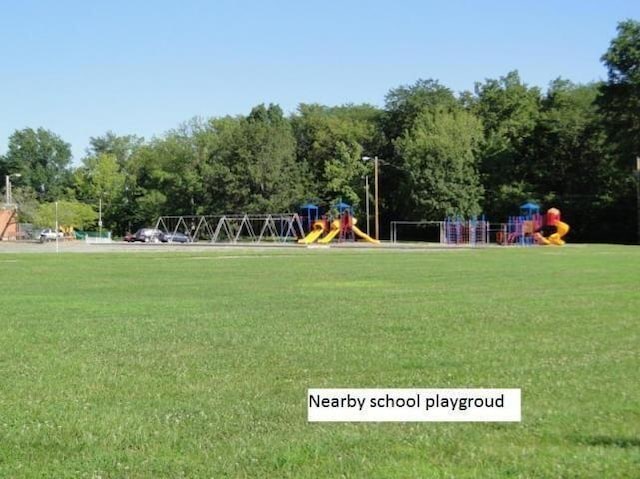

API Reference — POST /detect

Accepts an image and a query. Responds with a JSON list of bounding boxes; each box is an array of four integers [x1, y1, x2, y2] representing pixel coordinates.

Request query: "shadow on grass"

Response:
[[578, 436, 640, 449]]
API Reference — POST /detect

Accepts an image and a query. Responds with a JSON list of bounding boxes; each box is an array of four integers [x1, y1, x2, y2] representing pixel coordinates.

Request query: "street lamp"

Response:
[[98, 195, 103, 239], [4, 173, 22, 206], [362, 156, 380, 240], [364, 175, 370, 235]]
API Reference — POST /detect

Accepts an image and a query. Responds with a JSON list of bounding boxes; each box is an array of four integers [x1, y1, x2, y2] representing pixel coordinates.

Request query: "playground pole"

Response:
[[362, 155, 380, 240]]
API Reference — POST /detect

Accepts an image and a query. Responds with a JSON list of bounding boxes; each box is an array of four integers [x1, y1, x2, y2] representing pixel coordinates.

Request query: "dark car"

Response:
[[160, 232, 192, 243], [127, 228, 164, 243]]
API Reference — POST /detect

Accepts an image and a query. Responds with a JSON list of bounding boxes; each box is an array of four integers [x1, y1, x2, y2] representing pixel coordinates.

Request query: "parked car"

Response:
[[160, 232, 192, 243], [129, 228, 164, 243], [39, 228, 63, 243]]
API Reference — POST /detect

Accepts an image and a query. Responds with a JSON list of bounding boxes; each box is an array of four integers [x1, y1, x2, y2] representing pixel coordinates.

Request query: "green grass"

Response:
[[0, 245, 638, 478]]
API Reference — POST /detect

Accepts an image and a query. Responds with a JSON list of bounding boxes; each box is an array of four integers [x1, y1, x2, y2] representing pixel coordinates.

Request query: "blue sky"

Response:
[[1, 0, 639, 162]]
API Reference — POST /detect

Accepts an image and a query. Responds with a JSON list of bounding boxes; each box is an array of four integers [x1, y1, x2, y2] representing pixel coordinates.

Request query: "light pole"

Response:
[[364, 175, 370, 235], [5, 173, 22, 206], [362, 156, 380, 240], [55, 200, 59, 254]]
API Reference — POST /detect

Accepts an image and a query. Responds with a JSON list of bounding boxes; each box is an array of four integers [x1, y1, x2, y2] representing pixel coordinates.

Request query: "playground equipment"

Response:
[[442, 217, 490, 246], [534, 207, 570, 246], [499, 203, 544, 246], [497, 203, 569, 246], [317, 220, 341, 244], [297, 204, 379, 245], [298, 219, 326, 244], [299, 203, 319, 232], [299, 217, 379, 244], [350, 219, 377, 243], [389, 203, 570, 247], [318, 217, 377, 244], [155, 214, 305, 244]]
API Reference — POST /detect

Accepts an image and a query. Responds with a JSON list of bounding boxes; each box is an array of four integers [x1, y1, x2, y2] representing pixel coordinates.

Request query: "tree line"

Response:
[[1, 20, 639, 243]]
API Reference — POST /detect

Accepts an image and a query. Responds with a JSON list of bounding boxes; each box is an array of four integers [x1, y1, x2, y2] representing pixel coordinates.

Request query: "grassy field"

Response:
[[0, 245, 638, 478]]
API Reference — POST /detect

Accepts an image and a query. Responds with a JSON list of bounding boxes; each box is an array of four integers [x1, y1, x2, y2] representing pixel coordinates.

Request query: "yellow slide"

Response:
[[548, 221, 569, 246], [534, 221, 570, 246], [352, 225, 380, 244], [299, 216, 381, 245], [318, 220, 340, 244], [298, 224, 324, 244], [534, 233, 551, 245]]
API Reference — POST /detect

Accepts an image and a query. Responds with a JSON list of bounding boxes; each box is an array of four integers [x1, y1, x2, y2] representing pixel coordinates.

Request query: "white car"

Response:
[[39, 228, 63, 242]]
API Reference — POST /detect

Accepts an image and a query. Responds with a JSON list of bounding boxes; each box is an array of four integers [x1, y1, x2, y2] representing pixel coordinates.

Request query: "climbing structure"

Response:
[[0, 208, 18, 241]]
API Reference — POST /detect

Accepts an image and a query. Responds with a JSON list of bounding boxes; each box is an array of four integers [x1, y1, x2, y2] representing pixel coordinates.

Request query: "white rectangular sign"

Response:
[[308, 388, 521, 422]]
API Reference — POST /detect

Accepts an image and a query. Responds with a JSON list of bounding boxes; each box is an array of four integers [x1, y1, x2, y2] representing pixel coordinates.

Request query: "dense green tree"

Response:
[[394, 107, 484, 219], [471, 71, 541, 217], [598, 19, 640, 243], [126, 105, 304, 225], [233, 104, 304, 212], [1, 128, 73, 201], [383, 79, 458, 141], [199, 105, 303, 213], [381, 79, 466, 222], [292, 103, 381, 209], [524, 80, 626, 240], [88, 131, 144, 167], [599, 19, 640, 166], [196, 116, 245, 213], [34, 200, 97, 229], [527, 80, 605, 192], [80, 131, 146, 232], [73, 153, 129, 231], [127, 121, 204, 224], [10, 186, 41, 224]]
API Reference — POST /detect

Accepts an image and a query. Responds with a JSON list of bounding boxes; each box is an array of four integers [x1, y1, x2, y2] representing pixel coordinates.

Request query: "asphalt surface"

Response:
[[0, 240, 471, 254]]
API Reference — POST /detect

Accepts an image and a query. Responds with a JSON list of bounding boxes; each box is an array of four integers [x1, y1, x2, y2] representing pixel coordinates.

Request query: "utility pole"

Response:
[[362, 156, 381, 241], [55, 201, 59, 254], [5, 173, 21, 206], [365, 175, 370, 235], [374, 156, 379, 241]]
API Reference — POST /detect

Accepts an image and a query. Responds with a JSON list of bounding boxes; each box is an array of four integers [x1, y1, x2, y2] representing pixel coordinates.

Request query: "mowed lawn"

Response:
[[0, 245, 638, 478]]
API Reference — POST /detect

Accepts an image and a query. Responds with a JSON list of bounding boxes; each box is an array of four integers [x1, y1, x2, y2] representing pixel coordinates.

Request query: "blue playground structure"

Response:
[[300, 203, 319, 232], [442, 216, 489, 246], [500, 202, 544, 246]]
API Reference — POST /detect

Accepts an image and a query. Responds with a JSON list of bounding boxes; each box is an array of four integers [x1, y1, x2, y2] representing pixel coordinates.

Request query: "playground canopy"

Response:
[[334, 202, 352, 214], [520, 202, 540, 218]]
